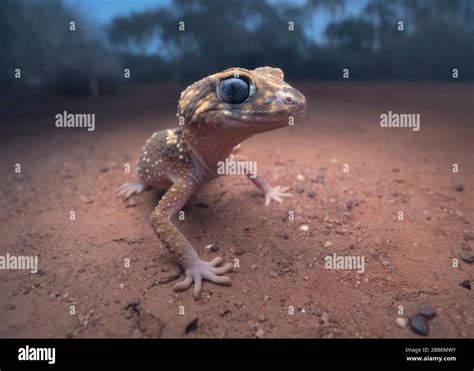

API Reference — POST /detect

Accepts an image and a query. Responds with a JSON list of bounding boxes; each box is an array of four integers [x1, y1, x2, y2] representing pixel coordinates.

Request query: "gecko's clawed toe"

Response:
[[117, 182, 146, 200], [174, 257, 233, 299], [264, 185, 293, 206]]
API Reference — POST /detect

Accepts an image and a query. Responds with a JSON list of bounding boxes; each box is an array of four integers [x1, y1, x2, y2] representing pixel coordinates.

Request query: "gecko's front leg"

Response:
[[231, 155, 293, 206], [150, 176, 233, 298]]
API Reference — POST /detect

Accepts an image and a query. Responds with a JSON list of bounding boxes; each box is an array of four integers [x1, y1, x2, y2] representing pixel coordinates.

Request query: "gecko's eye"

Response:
[[217, 77, 252, 104]]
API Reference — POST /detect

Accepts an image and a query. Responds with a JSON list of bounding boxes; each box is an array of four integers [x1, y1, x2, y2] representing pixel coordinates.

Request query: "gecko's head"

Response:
[[178, 66, 306, 135]]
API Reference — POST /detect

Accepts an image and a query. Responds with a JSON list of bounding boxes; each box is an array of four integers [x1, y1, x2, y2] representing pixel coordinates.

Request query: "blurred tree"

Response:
[[0, 0, 120, 95]]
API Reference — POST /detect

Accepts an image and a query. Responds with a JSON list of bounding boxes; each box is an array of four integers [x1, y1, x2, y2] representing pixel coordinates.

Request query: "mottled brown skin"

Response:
[[118, 67, 307, 298]]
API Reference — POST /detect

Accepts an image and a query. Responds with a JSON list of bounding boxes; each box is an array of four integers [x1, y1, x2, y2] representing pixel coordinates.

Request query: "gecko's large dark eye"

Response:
[[217, 77, 251, 104]]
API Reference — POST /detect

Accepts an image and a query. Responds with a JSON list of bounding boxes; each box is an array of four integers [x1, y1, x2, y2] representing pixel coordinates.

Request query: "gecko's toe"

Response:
[[264, 185, 293, 206], [211, 263, 234, 275], [176, 257, 233, 299], [209, 257, 224, 266], [117, 182, 146, 200], [174, 273, 193, 291]]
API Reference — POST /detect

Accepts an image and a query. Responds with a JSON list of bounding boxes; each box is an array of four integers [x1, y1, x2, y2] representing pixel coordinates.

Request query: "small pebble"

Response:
[[312, 175, 325, 184], [233, 247, 246, 256], [409, 314, 429, 336], [324, 241, 333, 247], [218, 306, 231, 316], [119, 283, 125, 290], [204, 243, 219, 253], [295, 187, 305, 194], [300, 225, 309, 232], [459, 246, 474, 263], [251, 264, 258, 271], [258, 314, 267, 322], [320, 311, 330, 325], [419, 305, 437, 319], [459, 280, 471, 290], [79, 195, 93, 204], [255, 328, 265, 338], [307, 191, 317, 198], [396, 317, 407, 328], [296, 174, 305, 181]]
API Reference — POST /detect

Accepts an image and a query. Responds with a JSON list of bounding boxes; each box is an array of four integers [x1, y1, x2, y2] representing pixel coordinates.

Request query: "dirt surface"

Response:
[[1, 82, 473, 338]]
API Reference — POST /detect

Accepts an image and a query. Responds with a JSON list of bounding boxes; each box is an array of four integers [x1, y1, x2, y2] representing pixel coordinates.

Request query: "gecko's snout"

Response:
[[283, 90, 307, 119]]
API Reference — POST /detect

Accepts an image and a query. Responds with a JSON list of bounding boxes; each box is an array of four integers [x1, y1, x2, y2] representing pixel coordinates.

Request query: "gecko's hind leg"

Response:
[[117, 182, 149, 200]]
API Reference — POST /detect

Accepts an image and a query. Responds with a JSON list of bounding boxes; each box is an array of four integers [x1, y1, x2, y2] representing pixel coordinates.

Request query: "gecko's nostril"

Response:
[[285, 96, 294, 104]]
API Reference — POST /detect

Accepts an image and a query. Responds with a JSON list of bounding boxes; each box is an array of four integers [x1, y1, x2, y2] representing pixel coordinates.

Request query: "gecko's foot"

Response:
[[174, 257, 233, 299], [264, 185, 292, 206], [117, 182, 146, 200]]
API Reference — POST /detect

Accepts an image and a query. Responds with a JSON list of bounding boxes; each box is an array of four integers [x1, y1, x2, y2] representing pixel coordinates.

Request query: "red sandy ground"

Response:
[[0, 82, 472, 338]]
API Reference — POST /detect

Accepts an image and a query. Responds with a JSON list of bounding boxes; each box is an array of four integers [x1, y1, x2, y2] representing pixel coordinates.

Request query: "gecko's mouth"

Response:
[[221, 108, 306, 123]]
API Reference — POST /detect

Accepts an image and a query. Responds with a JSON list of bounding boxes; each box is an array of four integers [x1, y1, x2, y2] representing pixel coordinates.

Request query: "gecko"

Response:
[[118, 66, 307, 298]]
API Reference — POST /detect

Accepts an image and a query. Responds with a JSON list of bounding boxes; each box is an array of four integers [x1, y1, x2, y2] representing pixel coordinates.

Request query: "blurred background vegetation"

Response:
[[1, 0, 473, 96]]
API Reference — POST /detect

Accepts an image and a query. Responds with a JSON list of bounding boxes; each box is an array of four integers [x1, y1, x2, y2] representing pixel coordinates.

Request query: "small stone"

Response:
[[270, 271, 278, 278], [234, 301, 243, 308], [409, 314, 429, 336], [255, 328, 265, 338], [233, 247, 246, 256], [79, 195, 93, 204], [303, 275, 309, 281], [324, 241, 333, 247], [126, 198, 136, 208], [204, 243, 219, 253], [454, 184, 464, 192], [185, 318, 199, 334], [296, 174, 305, 181], [396, 317, 407, 328], [459, 280, 471, 290], [258, 314, 267, 322], [161, 265, 169, 272], [312, 175, 325, 184], [320, 311, 330, 326], [307, 191, 317, 198], [62, 293, 69, 299], [282, 234, 290, 240], [345, 200, 359, 211], [459, 246, 474, 263], [263, 295, 270, 301], [300, 225, 309, 232], [218, 305, 231, 316], [251, 264, 258, 271], [419, 305, 437, 319], [295, 187, 305, 194], [119, 283, 125, 290]]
